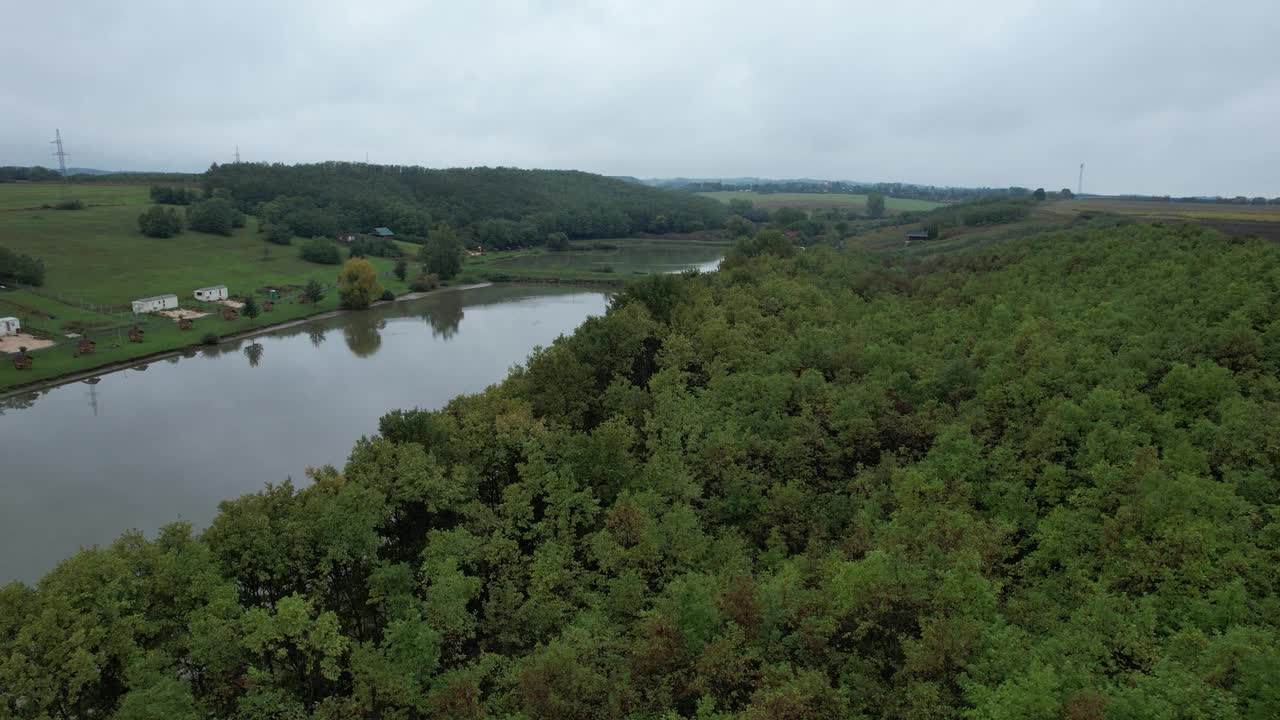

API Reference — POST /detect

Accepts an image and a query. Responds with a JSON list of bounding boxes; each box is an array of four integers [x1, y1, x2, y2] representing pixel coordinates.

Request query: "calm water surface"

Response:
[[0, 285, 611, 582]]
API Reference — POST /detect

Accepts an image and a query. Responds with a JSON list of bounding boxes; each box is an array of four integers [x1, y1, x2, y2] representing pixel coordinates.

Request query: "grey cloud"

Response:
[[3, 0, 1276, 196]]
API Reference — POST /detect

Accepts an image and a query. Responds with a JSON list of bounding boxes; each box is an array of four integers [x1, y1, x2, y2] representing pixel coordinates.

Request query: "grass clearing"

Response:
[[1048, 198, 1280, 222], [698, 190, 944, 213], [0, 182, 420, 389], [0, 183, 160, 211], [463, 238, 727, 282]]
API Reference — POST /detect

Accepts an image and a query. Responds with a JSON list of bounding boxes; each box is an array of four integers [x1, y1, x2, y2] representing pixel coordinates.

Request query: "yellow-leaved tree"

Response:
[[337, 258, 384, 310]]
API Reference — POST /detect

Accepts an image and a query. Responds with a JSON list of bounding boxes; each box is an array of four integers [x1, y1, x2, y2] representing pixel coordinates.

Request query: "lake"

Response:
[[0, 285, 612, 582]]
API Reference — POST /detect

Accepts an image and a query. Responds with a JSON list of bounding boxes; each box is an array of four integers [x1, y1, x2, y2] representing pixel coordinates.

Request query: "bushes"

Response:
[[348, 236, 403, 258], [200, 331, 220, 345], [303, 278, 326, 303], [0, 247, 46, 286], [138, 206, 184, 238], [546, 231, 571, 251], [186, 198, 239, 236], [408, 273, 439, 292], [379, 289, 395, 301], [299, 238, 341, 265], [149, 185, 198, 205], [53, 198, 84, 210], [261, 222, 294, 245]]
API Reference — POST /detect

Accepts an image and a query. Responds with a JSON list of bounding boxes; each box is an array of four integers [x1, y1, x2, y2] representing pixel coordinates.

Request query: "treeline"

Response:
[[673, 178, 1049, 203], [203, 162, 728, 248], [3, 221, 1277, 718], [0, 166, 62, 183], [920, 195, 1034, 237], [149, 185, 199, 205], [0, 247, 46, 286], [1108, 194, 1280, 205]]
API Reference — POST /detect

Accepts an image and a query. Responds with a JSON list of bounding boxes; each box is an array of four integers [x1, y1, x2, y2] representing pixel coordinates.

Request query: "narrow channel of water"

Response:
[[0, 285, 609, 582]]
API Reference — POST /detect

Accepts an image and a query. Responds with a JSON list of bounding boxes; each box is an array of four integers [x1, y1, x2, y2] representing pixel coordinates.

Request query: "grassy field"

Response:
[[698, 191, 944, 213], [0, 183, 176, 211], [460, 238, 727, 283], [0, 182, 420, 390], [1048, 198, 1280, 222], [0, 193, 409, 307]]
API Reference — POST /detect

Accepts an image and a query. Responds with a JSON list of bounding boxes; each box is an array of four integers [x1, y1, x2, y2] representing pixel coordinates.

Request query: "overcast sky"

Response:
[[4, 0, 1277, 196]]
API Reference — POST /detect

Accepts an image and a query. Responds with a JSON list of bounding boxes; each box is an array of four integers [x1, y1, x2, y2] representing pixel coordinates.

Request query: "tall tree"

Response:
[[419, 225, 464, 280], [866, 192, 886, 218], [242, 294, 260, 322], [338, 258, 384, 309]]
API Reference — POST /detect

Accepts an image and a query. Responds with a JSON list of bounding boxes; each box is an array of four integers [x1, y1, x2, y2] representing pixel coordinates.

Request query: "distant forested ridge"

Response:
[[3, 221, 1279, 718], [204, 162, 728, 247]]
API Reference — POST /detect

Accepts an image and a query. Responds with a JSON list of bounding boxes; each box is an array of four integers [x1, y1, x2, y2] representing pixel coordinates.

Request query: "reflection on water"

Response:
[[343, 319, 384, 357], [0, 285, 610, 582], [244, 342, 264, 367]]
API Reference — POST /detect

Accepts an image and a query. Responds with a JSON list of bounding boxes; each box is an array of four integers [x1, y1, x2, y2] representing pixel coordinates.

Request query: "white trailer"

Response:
[[131, 294, 178, 314]]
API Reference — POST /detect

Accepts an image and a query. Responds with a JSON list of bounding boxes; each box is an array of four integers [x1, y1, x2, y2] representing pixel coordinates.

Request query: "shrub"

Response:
[[408, 274, 439, 292], [149, 186, 197, 205], [262, 222, 293, 245], [0, 247, 47, 286], [138, 206, 184, 238], [299, 238, 341, 265], [380, 289, 396, 301], [54, 198, 84, 210], [186, 198, 237, 236], [350, 236, 403, 259], [546, 232, 571, 251], [303, 278, 325, 303], [200, 332, 220, 345]]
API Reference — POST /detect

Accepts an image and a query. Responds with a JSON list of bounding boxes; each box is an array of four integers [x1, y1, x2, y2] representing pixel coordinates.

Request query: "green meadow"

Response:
[[698, 190, 943, 212], [0, 183, 417, 390]]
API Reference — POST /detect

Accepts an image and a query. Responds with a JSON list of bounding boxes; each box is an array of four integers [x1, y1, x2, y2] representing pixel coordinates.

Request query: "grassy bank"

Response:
[[458, 238, 727, 284], [0, 184, 727, 389], [0, 183, 416, 390]]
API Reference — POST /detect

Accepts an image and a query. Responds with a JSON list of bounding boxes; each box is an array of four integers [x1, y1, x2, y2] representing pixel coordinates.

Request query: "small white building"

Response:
[[0, 317, 19, 336], [194, 285, 228, 301], [131, 294, 178, 314]]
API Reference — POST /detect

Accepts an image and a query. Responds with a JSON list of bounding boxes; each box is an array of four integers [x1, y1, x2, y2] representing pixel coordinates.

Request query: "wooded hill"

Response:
[[201, 162, 729, 247], [2, 221, 1277, 718]]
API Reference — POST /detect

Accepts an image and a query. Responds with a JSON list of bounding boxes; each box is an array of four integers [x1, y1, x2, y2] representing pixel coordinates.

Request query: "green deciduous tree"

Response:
[[138, 206, 184, 238], [419, 224, 463, 279], [300, 238, 342, 265], [866, 192, 886, 218], [185, 198, 238, 236], [303, 278, 326, 303]]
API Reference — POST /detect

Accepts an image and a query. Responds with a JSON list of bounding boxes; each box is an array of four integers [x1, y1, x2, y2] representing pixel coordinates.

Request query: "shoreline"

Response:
[[0, 282, 492, 399]]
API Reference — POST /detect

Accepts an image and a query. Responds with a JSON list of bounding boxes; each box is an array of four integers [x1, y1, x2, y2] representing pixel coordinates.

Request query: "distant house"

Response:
[[194, 285, 228, 301], [337, 232, 357, 243], [372, 227, 395, 238], [905, 230, 930, 244], [131, 294, 178, 314], [0, 317, 19, 336]]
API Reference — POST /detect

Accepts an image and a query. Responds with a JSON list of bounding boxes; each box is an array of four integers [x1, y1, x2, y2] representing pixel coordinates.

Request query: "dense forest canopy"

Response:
[[3, 219, 1277, 718], [203, 162, 729, 247]]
